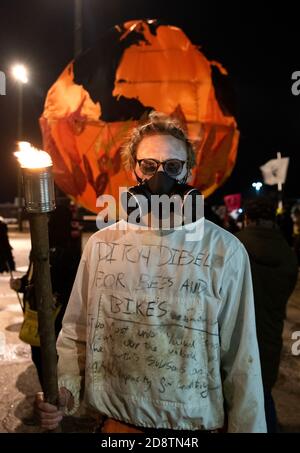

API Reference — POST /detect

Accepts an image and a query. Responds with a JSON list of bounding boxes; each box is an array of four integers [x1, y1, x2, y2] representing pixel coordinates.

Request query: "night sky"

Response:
[[0, 0, 300, 205]]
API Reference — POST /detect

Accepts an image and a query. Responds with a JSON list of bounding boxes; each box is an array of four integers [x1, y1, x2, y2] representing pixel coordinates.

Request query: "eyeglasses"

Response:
[[137, 158, 186, 177]]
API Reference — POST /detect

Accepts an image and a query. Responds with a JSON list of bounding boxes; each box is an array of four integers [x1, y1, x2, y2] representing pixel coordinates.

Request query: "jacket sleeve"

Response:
[[56, 241, 90, 415], [218, 243, 267, 433]]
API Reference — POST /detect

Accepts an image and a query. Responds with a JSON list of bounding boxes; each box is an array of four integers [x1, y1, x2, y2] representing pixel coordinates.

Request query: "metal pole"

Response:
[[17, 83, 23, 232], [277, 152, 283, 212], [73, 0, 83, 246], [74, 0, 83, 58], [17, 82, 23, 139]]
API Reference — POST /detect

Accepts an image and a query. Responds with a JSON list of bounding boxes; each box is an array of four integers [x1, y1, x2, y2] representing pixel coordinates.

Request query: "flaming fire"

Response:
[[14, 141, 52, 169]]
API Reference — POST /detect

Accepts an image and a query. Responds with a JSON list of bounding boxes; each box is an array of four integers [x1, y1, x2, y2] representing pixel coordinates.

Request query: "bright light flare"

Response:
[[14, 141, 52, 169], [252, 181, 263, 191], [11, 64, 28, 84]]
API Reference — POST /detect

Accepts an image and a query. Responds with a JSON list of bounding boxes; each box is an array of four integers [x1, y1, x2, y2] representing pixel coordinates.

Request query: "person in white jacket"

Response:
[[35, 112, 267, 433]]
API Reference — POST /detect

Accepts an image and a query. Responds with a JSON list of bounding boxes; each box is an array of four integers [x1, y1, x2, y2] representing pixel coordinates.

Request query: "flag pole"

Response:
[[277, 152, 283, 213]]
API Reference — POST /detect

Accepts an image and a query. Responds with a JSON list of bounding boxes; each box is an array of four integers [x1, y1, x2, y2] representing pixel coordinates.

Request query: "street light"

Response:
[[11, 65, 28, 138], [11, 64, 28, 84], [11, 64, 29, 231], [252, 181, 263, 193]]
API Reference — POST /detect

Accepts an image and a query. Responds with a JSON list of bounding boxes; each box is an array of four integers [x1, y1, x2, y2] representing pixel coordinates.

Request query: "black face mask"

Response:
[[120, 171, 202, 226], [145, 171, 176, 196]]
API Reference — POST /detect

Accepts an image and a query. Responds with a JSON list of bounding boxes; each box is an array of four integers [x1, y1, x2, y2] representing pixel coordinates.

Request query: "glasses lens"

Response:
[[164, 159, 184, 176], [139, 159, 158, 175]]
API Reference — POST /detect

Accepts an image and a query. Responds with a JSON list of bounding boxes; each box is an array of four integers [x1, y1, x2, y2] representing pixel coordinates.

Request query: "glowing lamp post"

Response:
[[11, 64, 28, 84], [11, 65, 29, 232], [15, 142, 59, 413]]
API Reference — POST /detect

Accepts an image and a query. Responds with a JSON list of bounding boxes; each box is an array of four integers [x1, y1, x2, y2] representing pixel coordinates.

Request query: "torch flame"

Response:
[[14, 141, 52, 168]]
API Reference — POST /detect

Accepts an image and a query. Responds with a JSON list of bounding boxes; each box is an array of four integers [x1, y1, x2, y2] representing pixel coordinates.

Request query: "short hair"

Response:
[[244, 197, 277, 222], [121, 111, 196, 172]]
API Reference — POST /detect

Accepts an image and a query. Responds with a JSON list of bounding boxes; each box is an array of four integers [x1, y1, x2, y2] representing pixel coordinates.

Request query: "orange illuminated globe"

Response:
[[40, 19, 239, 213]]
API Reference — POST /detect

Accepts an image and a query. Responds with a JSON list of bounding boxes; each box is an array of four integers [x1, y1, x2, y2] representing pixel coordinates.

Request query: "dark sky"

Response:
[[0, 0, 300, 204]]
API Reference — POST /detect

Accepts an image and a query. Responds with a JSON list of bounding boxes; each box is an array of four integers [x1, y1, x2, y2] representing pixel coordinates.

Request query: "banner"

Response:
[[224, 193, 241, 213]]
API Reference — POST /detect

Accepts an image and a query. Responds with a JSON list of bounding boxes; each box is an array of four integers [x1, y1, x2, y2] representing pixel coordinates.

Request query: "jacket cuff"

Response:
[[58, 375, 82, 415]]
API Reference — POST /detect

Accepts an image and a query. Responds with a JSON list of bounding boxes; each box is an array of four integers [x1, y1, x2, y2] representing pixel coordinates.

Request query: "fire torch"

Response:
[[15, 142, 60, 415]]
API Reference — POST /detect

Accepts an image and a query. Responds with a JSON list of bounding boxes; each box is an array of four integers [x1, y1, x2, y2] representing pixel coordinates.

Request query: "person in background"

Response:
[[203, 201, 223, 226], [0, 217, 15, 274], [236, 197, 298, 432], [291, 203, 300, 266], [276, 201, 294, 247]]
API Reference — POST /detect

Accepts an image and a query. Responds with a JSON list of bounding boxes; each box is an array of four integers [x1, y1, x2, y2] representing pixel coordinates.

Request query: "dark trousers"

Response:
[[31, 346, 43, 388]]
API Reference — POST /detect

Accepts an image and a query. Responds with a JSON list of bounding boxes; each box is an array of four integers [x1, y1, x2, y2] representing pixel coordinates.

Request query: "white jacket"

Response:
[[57, 218, 267, 432]]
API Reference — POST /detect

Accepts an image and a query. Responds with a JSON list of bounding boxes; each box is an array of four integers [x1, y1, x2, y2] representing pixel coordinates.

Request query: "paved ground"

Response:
[[0, 227, 299, 433]]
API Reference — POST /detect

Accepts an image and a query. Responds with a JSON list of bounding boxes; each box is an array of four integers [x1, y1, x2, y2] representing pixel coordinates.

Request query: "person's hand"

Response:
[[10, 277, 21, 292], [34, 387, 74, 430]]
